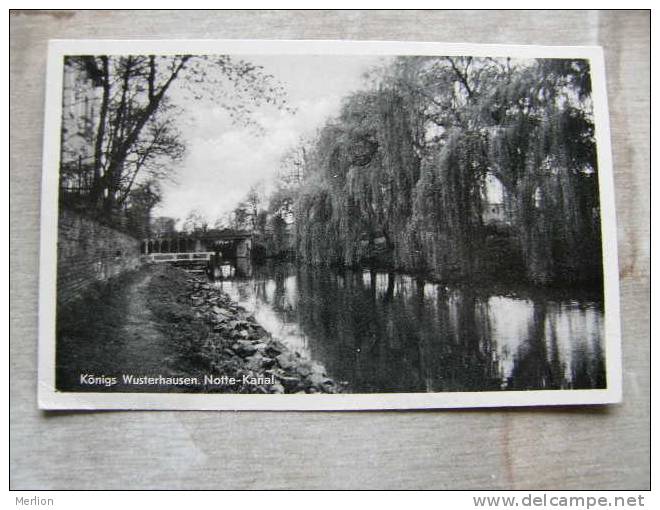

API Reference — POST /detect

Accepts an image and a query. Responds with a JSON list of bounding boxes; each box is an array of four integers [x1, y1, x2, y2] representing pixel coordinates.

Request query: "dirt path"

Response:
[[110, 272, 180, 387], [56, 268, 184, 392], [57, 264, 342, 394]]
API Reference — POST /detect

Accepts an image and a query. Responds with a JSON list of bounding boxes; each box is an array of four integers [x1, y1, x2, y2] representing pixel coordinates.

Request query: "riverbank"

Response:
[[56, 268, 188, 392], [56, 264, 342, 394], [145, 264, 342, 394]]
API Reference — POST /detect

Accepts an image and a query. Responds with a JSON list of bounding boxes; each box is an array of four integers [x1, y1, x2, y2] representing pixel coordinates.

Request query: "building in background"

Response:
[[60, 57, 103, 194]]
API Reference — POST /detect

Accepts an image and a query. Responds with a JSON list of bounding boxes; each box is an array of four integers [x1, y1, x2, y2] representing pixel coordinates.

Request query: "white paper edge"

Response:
[[37, 39, 622, 411]]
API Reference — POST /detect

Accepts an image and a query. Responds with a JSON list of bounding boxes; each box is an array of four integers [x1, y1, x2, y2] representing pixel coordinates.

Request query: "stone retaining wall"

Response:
[[57, 208, 142, 307]]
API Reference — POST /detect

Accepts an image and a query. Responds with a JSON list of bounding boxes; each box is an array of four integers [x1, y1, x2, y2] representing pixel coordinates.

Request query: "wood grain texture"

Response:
[[9, 10, 650, 490]]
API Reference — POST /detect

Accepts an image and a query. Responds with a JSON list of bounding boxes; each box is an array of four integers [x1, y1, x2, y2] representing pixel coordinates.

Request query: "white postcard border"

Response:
[[38, 39, 622, 410]]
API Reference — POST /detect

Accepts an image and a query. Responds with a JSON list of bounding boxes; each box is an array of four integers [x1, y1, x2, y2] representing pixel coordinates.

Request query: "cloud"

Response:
[[155, 55, 385, 224]]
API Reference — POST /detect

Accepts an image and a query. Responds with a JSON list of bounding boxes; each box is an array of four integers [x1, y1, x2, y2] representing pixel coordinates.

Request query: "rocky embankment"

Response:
[[149, 265, 341, 394]]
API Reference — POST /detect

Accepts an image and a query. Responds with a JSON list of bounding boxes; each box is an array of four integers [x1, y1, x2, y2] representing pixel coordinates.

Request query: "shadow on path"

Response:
[[56, 268, 186, 392]]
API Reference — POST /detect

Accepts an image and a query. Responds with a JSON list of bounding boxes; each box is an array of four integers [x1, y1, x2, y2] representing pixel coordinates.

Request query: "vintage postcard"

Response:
[[38, 39, 621, 410]]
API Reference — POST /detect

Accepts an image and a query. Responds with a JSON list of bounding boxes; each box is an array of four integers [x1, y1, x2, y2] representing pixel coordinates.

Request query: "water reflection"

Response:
[[213, 258, 252, 279], [214, 261, 605, 393]]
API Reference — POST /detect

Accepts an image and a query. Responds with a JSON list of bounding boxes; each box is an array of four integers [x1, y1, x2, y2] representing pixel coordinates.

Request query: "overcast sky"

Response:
[[155, 54, 386, 225]]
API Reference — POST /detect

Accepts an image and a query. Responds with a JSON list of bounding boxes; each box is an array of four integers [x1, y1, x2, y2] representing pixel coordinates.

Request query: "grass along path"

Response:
[[56, 266, 196, 392], [56, 264, 342, 394]]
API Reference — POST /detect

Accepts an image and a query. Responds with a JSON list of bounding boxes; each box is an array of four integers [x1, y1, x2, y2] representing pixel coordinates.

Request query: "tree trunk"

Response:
[[102, 56, 190, 215], [90, 56, 109, 207]]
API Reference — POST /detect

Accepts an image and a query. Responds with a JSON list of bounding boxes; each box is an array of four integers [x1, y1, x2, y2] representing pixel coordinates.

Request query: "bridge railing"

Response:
[[141, 252, 215, 264]]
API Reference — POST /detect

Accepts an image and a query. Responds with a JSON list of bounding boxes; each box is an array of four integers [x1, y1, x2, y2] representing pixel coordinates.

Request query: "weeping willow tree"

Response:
[[411, 129, 489, 278], [296, 87, 421, 268], [293, 56, 601, 286], [484, 59, 600, 283]]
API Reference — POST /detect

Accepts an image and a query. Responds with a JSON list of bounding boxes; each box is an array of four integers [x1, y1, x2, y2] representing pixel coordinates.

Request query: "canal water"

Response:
[[213, 261, 606, 393]]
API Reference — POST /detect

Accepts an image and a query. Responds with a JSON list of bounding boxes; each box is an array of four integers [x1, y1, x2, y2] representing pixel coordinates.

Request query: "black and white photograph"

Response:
[[37, 40, 620, 410]]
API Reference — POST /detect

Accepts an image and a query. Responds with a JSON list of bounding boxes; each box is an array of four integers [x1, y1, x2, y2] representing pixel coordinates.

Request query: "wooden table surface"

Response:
[[9, 10, 650, 489]]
